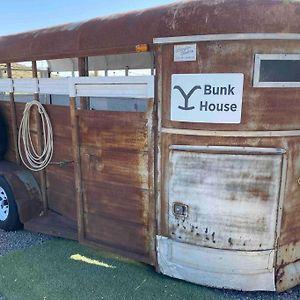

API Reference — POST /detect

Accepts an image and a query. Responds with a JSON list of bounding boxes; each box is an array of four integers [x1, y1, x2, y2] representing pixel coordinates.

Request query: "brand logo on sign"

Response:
[[171, 74, 244, 123], [173, 85, 201, 110]]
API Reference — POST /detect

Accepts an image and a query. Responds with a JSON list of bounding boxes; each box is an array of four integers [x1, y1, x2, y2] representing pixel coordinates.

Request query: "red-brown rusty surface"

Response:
[[0, 99, 155, 264], [43, 105, 76, 222], [78, 108, 155, 263], [157, 36, 300, 291], [0, 0, 300, 62], [160, 40, 300, 131], [0, 159, 42, 223], [159, 134, 300, 244]]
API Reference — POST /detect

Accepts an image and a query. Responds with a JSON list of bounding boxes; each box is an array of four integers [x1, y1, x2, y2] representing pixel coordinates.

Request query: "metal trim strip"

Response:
[[153, 33, 300, 44]]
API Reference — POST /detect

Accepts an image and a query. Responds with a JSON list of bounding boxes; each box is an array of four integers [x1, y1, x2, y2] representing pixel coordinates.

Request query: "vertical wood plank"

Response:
[[32, 60, 48, 212], [146, 98, 157, 265], [6, 63, 20, 165], [70, 96, 85, 241]]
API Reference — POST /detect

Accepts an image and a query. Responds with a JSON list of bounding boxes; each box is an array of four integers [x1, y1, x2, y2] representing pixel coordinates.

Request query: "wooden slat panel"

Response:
[[83, 180, 148, 226], [85, 212, 148, 256], [79, 109, 149, 152], [80, 146, 149, 189], [78, 104, 153, 261], [46, 165, 76, 221]]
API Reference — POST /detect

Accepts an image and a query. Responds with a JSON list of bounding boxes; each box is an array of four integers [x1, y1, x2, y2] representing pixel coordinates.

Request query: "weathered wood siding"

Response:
[[78, 106, 155, 263], [0, 99, 155, 264]]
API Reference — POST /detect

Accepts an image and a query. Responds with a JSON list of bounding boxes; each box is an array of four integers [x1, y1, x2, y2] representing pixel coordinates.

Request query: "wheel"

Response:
[[0, 176, 23, 231]]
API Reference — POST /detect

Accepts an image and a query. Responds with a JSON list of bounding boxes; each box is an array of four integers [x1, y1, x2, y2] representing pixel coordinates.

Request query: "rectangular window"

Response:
[[253, 54, 300, 87]]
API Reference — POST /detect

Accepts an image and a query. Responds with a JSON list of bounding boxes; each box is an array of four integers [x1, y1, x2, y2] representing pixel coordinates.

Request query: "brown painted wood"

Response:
[[84, 211, 149, 256], [46, 165, 76, 221], [78, 102, 155, 263], [32, 61, 48, 212], [25, 210, 77, 240], [79, 109, 149, 152], [70, 97, 84, 241]]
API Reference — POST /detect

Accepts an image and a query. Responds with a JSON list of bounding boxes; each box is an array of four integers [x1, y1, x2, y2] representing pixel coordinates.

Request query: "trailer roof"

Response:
[[0, 0, 299, 63]]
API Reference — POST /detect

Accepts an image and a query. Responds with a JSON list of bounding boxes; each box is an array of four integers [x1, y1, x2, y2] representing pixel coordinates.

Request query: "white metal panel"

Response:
[[39, 78, 69, 95], [47, 58, 76, 72], [13, 78, 38, 94], [157, 236, 276, 291], [47, 53, 153, 72], [0, 76, 154, 98], [70, 76, 154, 98], [0, 79, 13, 93], [170, 73, 244, 124], [168, 149, 283, 250]]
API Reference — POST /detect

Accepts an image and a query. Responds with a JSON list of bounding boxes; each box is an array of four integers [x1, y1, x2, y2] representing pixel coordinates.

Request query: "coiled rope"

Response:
[[18, 100, 53, 172]]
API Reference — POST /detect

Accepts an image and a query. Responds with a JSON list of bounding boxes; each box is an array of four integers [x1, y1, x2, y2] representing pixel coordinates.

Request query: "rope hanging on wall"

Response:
[[18, 100, 53, 172]]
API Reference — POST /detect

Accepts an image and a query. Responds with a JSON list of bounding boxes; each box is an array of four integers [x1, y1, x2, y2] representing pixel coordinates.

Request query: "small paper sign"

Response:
[[174, 44, 197, 62]]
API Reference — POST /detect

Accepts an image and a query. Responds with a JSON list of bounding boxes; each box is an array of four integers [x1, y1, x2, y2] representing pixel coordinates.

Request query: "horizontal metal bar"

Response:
[[0, 76, 154, 98], [153, 33, 300, 45], [169, 145, 286, 155], [161, 127, 300, 137]]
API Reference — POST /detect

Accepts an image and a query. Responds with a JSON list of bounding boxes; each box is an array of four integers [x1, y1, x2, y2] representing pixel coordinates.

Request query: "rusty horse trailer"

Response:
[[0, 0, 299, 292]]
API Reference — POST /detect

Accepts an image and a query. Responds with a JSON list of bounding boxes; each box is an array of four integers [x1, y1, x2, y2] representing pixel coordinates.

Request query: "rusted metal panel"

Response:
[[161, 40, 300, 131], [276, 240, 300, 291], [160, 134, 300, 235], [159, 132, 300, 290], [0, 1, 300, 62], [168, 149, 283, 250], [0, 161, 42, 223]]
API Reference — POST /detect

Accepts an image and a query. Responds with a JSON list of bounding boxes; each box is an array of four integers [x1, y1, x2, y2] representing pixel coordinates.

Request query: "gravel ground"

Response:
[[0, 229, 53, 300], [217, 285, 300, 299], [0, 229, 53, 257], [0, 229, 299, 299]]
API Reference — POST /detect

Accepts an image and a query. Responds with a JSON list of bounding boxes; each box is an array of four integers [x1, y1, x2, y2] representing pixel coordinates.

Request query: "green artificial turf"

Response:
[[0, 239, 224, 300]]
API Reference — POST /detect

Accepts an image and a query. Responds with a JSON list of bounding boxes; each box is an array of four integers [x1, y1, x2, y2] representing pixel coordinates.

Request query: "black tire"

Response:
[[0, 176, 23, 231], [0, 114, 8, 160]]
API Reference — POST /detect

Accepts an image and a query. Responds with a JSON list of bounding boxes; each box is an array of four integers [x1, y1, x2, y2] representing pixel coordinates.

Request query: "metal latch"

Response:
[[173, 202, 188, 217]]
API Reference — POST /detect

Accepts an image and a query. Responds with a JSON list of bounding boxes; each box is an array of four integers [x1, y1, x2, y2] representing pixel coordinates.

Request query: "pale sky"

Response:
[[0, 0, 177, 36]]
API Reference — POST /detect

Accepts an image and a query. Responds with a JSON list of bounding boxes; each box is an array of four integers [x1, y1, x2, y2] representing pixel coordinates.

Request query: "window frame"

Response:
[[253, 54, 300, 88]]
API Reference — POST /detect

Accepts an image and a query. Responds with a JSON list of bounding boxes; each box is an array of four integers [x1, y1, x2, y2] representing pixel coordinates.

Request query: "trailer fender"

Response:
[[0, 161, 43, 224]]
